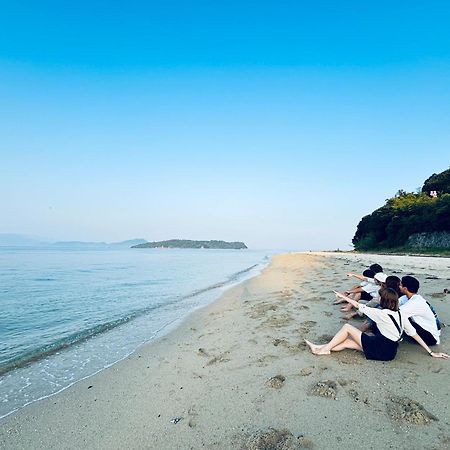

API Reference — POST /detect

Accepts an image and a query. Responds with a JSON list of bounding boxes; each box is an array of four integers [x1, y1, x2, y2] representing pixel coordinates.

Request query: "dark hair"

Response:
[[363, 269, 375, 278], [401, 276, 420, 294], [379, 287, 399, 311], [369, 264, 383, 274], [385, 275, 401, 296]]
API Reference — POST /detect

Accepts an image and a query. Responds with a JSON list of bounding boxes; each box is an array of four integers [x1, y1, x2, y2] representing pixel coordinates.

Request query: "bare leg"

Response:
[[305, 340, 326, 353], [333, 293, 347, 305], [340, 304, 354, 312], [309, 324, 363, 355], [343, 311, 358, 320], [334, 292, 360, 305], [331, 338, 363, 352]]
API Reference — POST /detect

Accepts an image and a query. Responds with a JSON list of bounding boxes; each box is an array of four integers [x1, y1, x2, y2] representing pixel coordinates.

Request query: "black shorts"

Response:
[[360, 291, 373, 301], [361, 332, 398, 361], [408, 319, 437, 346]]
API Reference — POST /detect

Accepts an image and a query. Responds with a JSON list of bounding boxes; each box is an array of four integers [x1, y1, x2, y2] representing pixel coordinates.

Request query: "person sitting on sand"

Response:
[[357, 275, 402, 329], [340, 272, 387, 315], [399, 276, 441, 346], [336, 265, 384, 304], [343, 263, 382, 288], [306, 288, 449, 361], [336, 268, 375, 302], [344, 275, 401, 322]]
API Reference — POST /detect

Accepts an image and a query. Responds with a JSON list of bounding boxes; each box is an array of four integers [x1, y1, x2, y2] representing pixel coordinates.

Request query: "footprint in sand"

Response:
[[197, 348, 231, 366], [187, 405, 199, 428], [206, 353, 231, 366], [334, 350, 363, 365], [308, 380, 337, 399], [262, 314, 295, 329], [272, 338, 289, 347], [299, 366, 314, 376], [249, 303, 278, 319], [297, 305, 310, 310], [237, 427, 313, 450], [346, 388, 370, 404], [296, 321, 317, 336], [265, 374, 286, 389], [255, 354, 280, 367], [387, 396, 438, 425]]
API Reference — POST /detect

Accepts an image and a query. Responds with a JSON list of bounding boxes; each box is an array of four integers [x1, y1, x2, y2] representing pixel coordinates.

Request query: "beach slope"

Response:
[[1, 253, 449, 449]]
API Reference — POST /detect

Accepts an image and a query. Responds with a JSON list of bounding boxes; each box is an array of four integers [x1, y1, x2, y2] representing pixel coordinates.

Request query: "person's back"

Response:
[[399, 276, 440, 345]]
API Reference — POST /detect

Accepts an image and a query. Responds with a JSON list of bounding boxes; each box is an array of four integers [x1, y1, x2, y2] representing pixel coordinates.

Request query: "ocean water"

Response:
[[0, 247, 272, 418]]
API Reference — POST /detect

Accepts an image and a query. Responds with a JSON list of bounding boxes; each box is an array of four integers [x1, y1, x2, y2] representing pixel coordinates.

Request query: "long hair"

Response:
[[385, 275, 401, 296], [379, 287, 399, 311]]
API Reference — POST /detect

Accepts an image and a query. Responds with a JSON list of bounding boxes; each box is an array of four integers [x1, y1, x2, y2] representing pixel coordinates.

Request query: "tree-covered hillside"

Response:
[[132, 239, 247, 249], [353, 168, 450, 251]]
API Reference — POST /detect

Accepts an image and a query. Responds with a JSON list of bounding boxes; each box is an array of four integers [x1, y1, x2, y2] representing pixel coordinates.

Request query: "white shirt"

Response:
[[359, 304, 417, 342], [399, 294, 440, 344], [362, 282, 380, 297]]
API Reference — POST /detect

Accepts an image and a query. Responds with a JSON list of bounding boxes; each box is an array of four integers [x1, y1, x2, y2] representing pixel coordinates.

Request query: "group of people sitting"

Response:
[[305, 263, 449, 361]]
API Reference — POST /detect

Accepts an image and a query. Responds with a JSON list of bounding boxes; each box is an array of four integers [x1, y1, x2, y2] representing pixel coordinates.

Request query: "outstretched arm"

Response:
[[333, 291, 360, 308], [410, 334, 449, 359], [346, 272, 367, 281]]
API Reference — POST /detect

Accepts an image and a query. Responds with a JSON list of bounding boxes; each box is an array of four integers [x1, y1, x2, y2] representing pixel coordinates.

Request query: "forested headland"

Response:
[[352, 168, 450, 252]]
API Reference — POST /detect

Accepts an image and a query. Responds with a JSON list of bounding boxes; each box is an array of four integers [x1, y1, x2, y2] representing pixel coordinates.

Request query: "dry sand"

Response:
[[1, 252, 449, 449]]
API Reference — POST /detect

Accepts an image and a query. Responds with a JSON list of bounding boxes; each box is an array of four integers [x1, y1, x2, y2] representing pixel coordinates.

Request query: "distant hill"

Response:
[[132, 239, 248, 250], [0, 235, 148, 249], [52, 239, 148, 249], [109, 239, 148, 248], [353, 168, 450, 251], [0, 234, 50, 247]]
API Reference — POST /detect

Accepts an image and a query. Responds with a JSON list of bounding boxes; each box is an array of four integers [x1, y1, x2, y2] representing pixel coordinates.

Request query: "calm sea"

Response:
[[0, 246, 272, 418]]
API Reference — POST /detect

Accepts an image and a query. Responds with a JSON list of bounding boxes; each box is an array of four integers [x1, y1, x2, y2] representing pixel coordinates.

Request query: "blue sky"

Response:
[[1, 1, 449, 249]]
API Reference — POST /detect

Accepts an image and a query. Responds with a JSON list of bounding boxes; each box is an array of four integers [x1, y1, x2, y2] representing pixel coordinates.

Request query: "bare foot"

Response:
[[313, 346, 331, 355], [305, 339, 323, 352], [340, 305, 352, 312], [305, 340, 330, 355], [343, 313, 356, 320]]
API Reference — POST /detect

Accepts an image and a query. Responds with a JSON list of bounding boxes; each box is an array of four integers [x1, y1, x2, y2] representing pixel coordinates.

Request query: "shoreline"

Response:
[[1, 252, 449, 449], [0, 257, 269, 421]]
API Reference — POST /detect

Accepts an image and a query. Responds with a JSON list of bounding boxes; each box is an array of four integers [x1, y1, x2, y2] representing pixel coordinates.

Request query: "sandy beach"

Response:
[[1, 252, 449, 449]]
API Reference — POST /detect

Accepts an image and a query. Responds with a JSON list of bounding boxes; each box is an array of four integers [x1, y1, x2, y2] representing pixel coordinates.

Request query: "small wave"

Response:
[[1, 260, 267, 377], [33, 278, 56, 282], [0, 304, 160, 376], [184, 263, 260, 299], [226, 264, 258, 282]]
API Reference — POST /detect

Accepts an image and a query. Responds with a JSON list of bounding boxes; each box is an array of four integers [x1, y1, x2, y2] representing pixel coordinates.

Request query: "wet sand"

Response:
[[1, 252, 449, 449]]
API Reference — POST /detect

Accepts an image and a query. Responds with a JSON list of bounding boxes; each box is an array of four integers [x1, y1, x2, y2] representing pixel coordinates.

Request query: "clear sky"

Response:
[[1, 1, 449, 250]]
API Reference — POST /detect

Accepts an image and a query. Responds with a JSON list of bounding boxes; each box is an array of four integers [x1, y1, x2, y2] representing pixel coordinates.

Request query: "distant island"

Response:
[[132, 239, 247, 250]]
